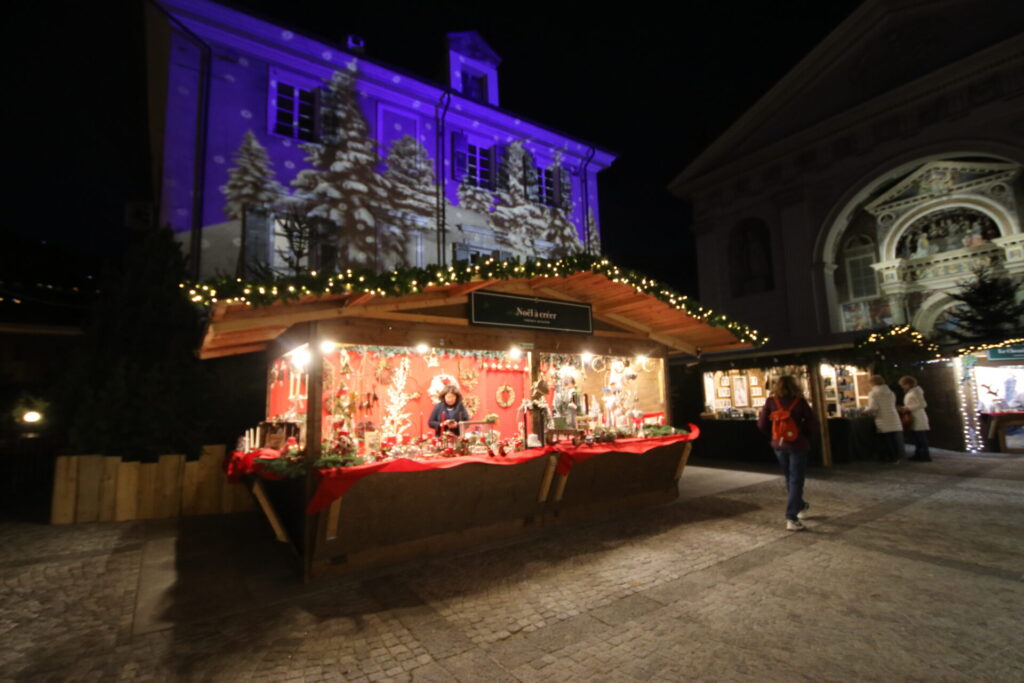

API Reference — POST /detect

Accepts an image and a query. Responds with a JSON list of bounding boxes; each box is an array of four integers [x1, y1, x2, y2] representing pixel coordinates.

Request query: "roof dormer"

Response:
[[447, 31, 500, 106]]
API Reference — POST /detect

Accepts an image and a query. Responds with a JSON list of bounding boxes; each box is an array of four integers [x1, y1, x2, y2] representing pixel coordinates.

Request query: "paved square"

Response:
[[2, 453, 1021, 681]]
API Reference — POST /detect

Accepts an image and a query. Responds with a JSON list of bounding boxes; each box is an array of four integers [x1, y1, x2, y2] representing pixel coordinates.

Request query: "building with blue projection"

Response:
[[146, 0, 614, 279]]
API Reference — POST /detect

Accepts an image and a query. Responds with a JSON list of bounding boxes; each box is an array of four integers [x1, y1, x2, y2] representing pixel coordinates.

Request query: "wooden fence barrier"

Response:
[[50, 445, 253, 524]]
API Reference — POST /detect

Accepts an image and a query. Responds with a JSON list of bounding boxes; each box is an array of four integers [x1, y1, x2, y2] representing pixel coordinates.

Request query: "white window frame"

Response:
[[268, 67, 319, 142]]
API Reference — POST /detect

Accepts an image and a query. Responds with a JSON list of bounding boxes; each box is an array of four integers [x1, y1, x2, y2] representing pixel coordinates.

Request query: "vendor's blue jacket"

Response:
[[428, 401, 470, 436]]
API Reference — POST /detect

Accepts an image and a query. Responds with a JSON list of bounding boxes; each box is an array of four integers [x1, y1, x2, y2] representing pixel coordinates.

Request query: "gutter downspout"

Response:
[[435, 90, 452, 266], [148, 1, 212, 282], [580, 146, 595, 253]]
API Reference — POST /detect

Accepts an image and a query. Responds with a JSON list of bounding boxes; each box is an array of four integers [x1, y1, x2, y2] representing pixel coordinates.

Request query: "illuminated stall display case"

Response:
[[203, 265, 756, 578]]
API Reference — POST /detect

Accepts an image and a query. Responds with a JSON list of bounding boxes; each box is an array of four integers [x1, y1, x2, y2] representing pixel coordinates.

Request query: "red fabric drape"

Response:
[[225, 448, 284, 483], [306, 447, 556, 513], [551, 427, 700, 476]]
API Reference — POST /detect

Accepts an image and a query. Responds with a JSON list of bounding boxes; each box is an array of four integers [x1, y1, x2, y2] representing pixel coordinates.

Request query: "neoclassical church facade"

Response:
[[671, 0, 1023, 350]]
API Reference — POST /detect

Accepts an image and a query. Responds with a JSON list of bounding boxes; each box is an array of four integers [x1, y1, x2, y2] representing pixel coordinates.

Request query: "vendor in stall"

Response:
[[428, 385, 471, 437]]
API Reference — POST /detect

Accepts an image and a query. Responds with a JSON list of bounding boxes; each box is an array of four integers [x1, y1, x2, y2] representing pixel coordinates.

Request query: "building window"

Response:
[[728, 218, 774, 297], [845, 255, 877, 299], [454, 243, 513, 264], [536, 167, 555, 206], [272, 82, 317, 142], [842, 235, 878, 300], [461, 71, 487, 102], [466, 144, 492, 188]]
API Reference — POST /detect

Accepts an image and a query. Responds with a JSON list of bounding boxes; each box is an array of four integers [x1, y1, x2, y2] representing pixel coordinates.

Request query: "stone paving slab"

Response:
[[1, 455, 1022, 682]]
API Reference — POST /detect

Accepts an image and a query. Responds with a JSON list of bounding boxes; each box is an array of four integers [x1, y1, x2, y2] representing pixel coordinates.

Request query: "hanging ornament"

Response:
[[464, 394, 480, 417], [424, 353, 440, 367], [375, 357, 393, 384]]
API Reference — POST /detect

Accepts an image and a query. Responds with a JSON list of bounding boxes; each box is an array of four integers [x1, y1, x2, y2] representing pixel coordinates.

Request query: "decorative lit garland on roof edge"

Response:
[[179, 254, 767, 346], [855, 324, 942, 357]]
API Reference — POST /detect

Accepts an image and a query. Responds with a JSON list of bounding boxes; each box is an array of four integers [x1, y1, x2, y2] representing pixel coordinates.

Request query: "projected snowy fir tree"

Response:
[[220, 66, 588, 275]]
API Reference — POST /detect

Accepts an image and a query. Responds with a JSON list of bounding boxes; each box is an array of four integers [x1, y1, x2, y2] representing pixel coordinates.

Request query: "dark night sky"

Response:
[[8, 0, 861, 296]]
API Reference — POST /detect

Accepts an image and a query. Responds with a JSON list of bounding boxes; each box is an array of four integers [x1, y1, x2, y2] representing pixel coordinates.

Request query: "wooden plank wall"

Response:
[[50, 446, 253, 524]]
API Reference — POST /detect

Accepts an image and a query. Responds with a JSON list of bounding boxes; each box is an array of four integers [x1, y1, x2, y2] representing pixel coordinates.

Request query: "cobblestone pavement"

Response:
[[2, 451, 1022, 682]]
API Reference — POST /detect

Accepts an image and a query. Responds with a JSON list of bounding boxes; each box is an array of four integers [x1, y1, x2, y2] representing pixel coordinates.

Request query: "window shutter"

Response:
[[556, 167, 572, 210], [451, 132, 468, 181], [490, 145, 506, 191]]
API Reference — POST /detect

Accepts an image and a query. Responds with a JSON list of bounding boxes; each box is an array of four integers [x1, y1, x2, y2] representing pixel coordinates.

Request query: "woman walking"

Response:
[[899, 376, 932, 462], [757, 375, 819, 531]]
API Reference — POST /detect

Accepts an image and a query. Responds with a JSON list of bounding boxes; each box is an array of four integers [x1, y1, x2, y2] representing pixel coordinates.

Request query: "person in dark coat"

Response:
[[757, 375, 819, 531], [427, 385, 470, 437]]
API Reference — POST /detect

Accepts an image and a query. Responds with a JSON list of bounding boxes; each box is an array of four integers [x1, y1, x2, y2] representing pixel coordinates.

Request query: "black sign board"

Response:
[[470, 291, 593, 334]]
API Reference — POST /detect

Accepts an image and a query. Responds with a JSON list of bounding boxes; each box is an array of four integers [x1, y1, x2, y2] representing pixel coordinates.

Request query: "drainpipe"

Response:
[[580, 146, 595, 253], [435, 90, 452, 266]]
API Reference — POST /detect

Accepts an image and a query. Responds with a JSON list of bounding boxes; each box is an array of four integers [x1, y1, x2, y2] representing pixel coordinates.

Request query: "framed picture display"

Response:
[[719, 375, 731, 387], [732, 376, 749, 407], [750, 386, 763, 398], [750, 375, 759, 386], [752, 397, 766, 407], [717, 386, 731, 398]]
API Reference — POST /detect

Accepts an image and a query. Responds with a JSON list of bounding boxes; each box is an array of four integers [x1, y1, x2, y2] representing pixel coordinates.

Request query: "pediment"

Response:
[[447, 31, 501, 66], [865, 161, 1019, 215], [674, 0, 1024, 188]]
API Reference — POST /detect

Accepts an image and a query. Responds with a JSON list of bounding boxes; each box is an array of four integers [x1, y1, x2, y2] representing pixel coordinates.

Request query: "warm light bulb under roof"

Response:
[[581, 352, 593, 364], [320, 341, 337, 353], [292, 348, 311, 369], [415, 343, 430, 354], [509, 346, 523, 359], [22, 411, 41, 424]]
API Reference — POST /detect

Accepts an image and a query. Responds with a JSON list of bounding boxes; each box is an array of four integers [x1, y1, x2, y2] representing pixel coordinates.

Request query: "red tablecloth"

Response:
[[307, 427, 700, 514], [225, 448, 285, 483], [551, 427, 700, 476], [307, 447, 557, 514]]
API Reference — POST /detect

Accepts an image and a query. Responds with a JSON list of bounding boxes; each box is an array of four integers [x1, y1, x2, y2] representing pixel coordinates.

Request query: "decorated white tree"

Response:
[[380, 356, 413, 438], [457, 173, 493, 214], [221, 130, 285, 218], [384, 135, 436, 230], [291, 68, 393, 270]]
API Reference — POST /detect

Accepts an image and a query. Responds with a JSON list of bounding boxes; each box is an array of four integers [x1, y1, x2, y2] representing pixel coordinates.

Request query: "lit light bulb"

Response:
[[22, 411, 42, 424], [581, 352, 593, 364], [509, 346, 523, 360], [292, 348, 311, 369], [320, 341, 337, 353], [416, 343, 429, 354]]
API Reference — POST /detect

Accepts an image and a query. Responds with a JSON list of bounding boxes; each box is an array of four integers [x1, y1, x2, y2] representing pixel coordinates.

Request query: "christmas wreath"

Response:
[[496, 384, 516, 408]]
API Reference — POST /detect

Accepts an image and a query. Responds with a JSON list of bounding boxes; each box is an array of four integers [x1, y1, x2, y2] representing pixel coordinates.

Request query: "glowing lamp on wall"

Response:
[[22, 411, 42, 424]]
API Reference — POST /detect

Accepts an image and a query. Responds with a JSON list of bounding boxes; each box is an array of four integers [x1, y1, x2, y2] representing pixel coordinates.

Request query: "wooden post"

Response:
[[325, 497, 343, 540], [303, 323, 324, 582], [808, 363, 833, 467], [537, 455, 557, 502], [660, 355, 673, 427]]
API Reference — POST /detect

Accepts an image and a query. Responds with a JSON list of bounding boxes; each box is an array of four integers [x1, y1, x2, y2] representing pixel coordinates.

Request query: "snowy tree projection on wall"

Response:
[[585, 210, 601, 255], [291, 68, 392, 270], [221, 131, 286, 219], [490, 141, 549, 254], [457, 173, 493, 214], [384, 135, 436, 229]]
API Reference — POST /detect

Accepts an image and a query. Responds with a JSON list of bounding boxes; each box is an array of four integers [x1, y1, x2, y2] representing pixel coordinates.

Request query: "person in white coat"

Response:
[[899, 376, 932, 461], [867, 375, 903, 463]]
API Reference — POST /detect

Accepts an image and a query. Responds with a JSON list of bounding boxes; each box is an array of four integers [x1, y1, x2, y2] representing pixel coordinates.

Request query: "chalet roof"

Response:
[[197, 269, 758, 360]]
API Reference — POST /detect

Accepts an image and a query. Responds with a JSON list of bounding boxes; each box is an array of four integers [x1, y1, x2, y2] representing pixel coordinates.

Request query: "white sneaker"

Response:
[[786, 519, 806, 531], [797, 503, 810, 520]]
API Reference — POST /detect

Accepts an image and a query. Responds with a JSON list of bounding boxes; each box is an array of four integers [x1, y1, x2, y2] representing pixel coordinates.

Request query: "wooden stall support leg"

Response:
[[553, 473, 569, 502], [537, 455, 557, 502], [250, 479, 290, 544], [325, 497, 343, 541], [673, 443, 693, 483]]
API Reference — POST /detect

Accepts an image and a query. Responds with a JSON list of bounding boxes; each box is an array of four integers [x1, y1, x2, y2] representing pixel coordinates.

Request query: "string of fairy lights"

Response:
[[179, 254, 768, 346]]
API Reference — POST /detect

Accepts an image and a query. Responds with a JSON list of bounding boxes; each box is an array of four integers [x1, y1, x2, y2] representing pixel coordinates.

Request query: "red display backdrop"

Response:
[[268, 347, 530, 442]]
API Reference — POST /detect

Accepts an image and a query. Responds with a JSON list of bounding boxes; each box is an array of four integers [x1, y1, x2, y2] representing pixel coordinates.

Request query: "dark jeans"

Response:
[[910, 430, 930, 459], [879, 431, 903, 462], [773, 449, 807, 521]]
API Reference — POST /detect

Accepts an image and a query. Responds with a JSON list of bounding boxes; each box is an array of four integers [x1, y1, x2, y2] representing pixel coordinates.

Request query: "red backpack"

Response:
[[770, 398, 801, 445]]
